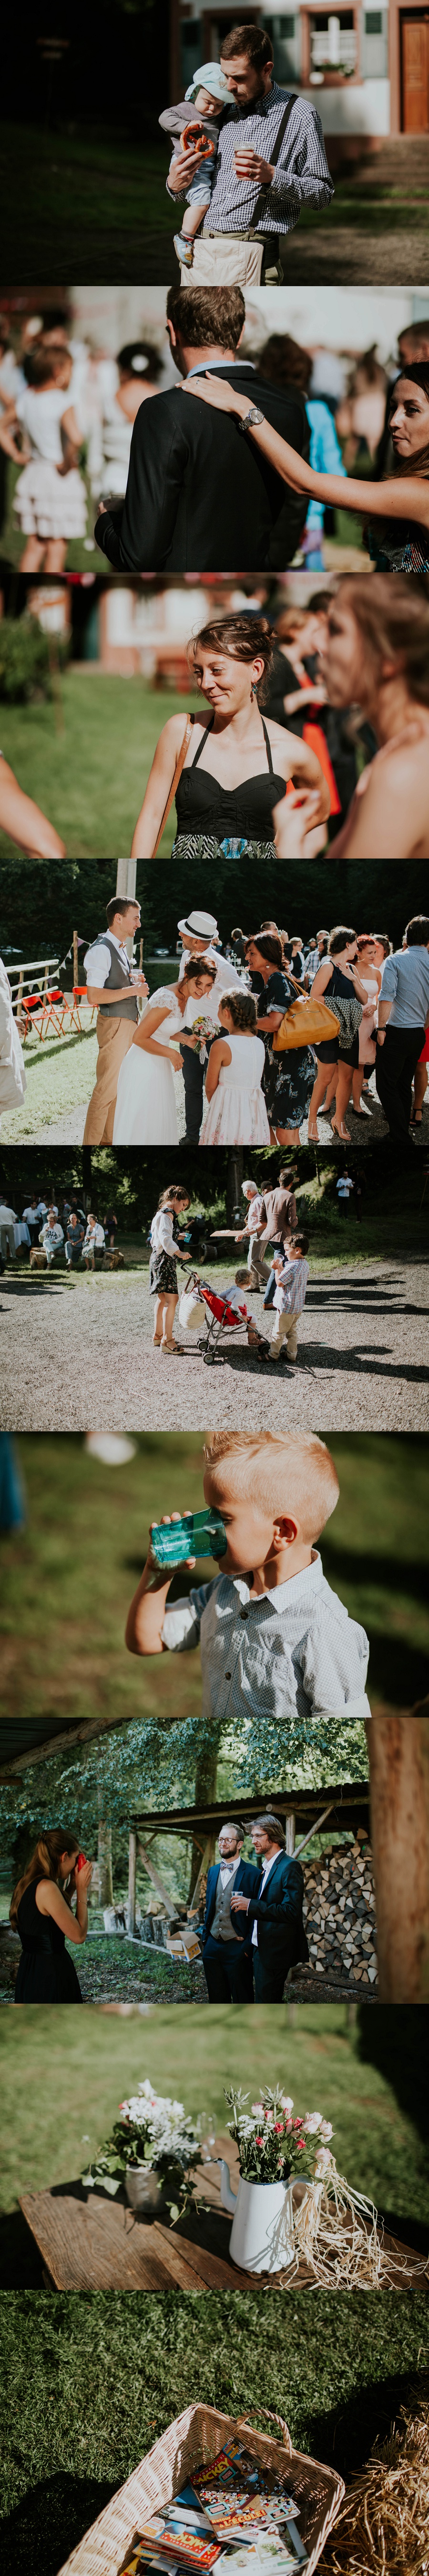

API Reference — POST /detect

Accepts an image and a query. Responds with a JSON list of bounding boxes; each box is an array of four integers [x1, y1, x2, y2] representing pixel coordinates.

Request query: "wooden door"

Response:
[[401, 13, 429, 130]]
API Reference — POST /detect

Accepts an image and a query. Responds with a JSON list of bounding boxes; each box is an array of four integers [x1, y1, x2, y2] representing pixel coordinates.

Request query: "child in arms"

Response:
[[159, 61, 231, 269], [125, 1430, 370, 1725]]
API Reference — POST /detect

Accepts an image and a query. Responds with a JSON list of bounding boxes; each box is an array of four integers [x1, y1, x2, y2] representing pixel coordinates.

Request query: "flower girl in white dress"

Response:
[[200, 990, 270, 1146], [112, 961, 217, 1144]]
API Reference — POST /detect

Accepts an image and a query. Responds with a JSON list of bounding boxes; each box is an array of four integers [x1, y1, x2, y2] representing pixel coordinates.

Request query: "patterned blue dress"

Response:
[[260, 970, 316, 1131]]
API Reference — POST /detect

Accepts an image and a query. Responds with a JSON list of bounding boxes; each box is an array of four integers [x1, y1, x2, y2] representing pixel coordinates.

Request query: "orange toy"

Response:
[[182, 120, 215, 157]]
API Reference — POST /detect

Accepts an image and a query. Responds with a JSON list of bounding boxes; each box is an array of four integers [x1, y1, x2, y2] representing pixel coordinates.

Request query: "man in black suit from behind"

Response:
[[202, 1818, 260, 2002], [94, 285, 310, 575], [231, 1811, 308, 2002]]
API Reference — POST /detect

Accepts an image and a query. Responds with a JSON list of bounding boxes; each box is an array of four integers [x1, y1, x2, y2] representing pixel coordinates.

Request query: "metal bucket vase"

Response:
[[219, 2162, 296, 2273], [124, 2166, 163, 2215]]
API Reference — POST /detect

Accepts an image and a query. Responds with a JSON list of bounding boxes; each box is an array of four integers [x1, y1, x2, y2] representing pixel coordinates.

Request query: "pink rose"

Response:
[[296, 2140, 306, 2153]]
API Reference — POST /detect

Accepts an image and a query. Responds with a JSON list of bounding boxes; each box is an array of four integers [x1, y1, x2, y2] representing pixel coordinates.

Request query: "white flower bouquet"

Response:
[[82, 2075, 202, 2223]]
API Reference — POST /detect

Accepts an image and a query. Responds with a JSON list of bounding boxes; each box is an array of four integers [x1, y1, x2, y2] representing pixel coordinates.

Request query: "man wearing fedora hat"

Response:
[[177, 906, 246, 1139]]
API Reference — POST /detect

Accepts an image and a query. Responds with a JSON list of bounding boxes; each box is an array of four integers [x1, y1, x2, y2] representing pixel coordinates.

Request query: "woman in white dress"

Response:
[[0, 345, 86, 573], [200, 990, 270, 1147], [97, 342, 162, 499], [112, 961, 217, 1145]]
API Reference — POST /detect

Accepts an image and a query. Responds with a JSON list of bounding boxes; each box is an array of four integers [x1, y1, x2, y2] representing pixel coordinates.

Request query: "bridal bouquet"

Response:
[[82, 2075, 202, 2222], [224, 2083, 333, 2183], [186, 1014, 221, 1062]]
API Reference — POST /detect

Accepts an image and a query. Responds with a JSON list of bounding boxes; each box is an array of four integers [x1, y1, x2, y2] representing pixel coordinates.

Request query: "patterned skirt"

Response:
[[171, 835, 276, 862], [149, 1248, 178, 1298]]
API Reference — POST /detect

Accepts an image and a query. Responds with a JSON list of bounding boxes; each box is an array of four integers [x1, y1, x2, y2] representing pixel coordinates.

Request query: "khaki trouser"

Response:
[[269, 1309, 298, 1361], [83, 1014, 136, 1145], [180, 236, 283, 288]]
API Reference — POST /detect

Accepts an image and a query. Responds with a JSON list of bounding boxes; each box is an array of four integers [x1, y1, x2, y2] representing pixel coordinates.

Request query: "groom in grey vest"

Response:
[[82, 898, 148, 1144], [202, 1819, 259, 2002]]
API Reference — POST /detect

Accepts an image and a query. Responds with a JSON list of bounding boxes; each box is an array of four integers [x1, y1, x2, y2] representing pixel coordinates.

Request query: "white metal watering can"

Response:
[[219, 2161, 296, 2273]]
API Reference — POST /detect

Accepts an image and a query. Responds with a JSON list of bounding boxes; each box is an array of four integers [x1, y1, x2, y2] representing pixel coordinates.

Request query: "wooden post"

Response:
[[366, 1711, 429, 2002], [73, 929, 79, 992], [169, 0, 181, 102], [188, 1832, 216, 1915], [284, 1810, 296, 1853], [128, 1828, 137, 1936]]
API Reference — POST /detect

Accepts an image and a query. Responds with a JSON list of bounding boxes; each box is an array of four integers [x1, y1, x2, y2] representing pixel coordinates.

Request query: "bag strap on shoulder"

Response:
[[152, 714, 195, 857], [253, 93, 297, 229]]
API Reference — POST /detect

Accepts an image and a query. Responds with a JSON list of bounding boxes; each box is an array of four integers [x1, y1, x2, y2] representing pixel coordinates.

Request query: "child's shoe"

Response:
[[174, 233, 193, 266]]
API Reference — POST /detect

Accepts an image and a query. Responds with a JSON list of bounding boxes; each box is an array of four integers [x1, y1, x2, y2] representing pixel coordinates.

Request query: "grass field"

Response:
[[1, 2003, 428, 2228], [1, 1434, 429, 1732], [1, 117, 429, 282], [0, 672, 201, 857], [1, 2287, 429, 2576]]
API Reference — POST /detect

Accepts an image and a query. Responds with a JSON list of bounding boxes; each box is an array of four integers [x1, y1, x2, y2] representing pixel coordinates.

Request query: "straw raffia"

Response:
[[317, 2391, 429, 2575], [284, 2165, 429, 2292]]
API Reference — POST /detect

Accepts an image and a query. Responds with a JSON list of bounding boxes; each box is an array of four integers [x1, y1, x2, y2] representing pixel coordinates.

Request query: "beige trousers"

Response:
[[83, 1014, 136, 1145], [269, 1310, 298, 1361], [181, 236, 265, 287]]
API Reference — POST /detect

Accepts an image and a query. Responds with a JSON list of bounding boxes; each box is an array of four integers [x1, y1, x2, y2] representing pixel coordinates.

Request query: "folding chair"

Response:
[[69, 986, 97, 1032]]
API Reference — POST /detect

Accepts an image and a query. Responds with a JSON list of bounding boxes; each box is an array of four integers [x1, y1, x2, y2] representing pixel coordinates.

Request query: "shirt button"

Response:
[[225, 1672, 231, 1680]]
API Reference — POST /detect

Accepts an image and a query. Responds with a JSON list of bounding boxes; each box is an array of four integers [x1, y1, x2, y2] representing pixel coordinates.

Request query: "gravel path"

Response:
[[9, 1064, 429, 1148], [1, 1258, 427, 1433]]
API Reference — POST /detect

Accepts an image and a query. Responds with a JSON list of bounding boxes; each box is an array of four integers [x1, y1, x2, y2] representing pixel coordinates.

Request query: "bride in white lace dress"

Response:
[[200, 989, 270, 1145], [112, 961, 217, 1144]]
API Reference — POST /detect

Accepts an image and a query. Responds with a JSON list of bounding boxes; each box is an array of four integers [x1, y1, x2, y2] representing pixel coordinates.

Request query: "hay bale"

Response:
[[317, 2393, 429, 2574]]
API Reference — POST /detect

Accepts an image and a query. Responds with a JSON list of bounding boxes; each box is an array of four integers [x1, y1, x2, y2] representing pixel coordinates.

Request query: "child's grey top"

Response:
[[161, 1551, 370, 1724], [159, 103, 222, 145]]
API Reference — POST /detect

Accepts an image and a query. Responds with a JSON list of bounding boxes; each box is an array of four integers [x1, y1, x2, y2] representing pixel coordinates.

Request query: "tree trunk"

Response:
[[128, 1828, 137, 1936], [187, 1738, 220, 1901], [82, 1147, 92, 1207], [226, 1148, 244, 1224], [97, 1774, 113, 1909], [366, 1711, 429, 2001]]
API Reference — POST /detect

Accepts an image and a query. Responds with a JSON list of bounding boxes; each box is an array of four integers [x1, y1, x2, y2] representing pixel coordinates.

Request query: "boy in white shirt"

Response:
[[126, 1428, 370, 1727], [269, 1229, 310, 1364]]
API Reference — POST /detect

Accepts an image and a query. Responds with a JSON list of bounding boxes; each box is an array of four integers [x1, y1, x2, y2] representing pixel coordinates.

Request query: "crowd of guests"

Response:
[[142, 903, 429, 1147], [0, 1186, 118, 1272], [0, 305, 163, 572]]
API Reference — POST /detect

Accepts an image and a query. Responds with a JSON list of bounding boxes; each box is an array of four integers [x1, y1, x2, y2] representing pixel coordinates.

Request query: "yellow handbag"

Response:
[[272, 973, 340, 1053]]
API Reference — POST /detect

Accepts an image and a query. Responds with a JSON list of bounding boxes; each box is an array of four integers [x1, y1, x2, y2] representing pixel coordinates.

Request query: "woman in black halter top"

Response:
[[131, 614, 329, 860], [10, 1826, 92, 2003]]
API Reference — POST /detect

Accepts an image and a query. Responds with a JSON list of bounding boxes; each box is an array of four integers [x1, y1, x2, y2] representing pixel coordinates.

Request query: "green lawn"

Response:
[[1, 1434, 428, 1731], [0, 2288, 428, 2576], [1, 2003, 428, 2231], [0, 1026, 98, 1138], [0, 672, 201, 857]]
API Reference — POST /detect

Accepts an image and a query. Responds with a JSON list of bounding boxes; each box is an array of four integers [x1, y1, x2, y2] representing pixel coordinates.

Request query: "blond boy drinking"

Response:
[[125, 1430, 370, 1725]]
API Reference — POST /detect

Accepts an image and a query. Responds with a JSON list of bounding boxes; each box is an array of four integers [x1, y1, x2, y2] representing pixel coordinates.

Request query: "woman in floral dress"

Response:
[[246, 932, 316, 1145]]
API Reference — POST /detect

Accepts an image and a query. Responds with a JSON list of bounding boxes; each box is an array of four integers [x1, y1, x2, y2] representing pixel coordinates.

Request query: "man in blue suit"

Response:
[[231, 1812, 308, 2002], [202, 1819, 259, 2003]]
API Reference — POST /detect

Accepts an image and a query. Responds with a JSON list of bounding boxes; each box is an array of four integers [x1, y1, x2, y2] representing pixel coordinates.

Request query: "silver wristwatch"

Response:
[[238, 405, 265, 434]]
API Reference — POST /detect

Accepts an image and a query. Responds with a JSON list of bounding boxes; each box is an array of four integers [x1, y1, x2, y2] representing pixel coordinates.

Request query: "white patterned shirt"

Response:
[[167, 83, 334, 237], [162, 1550, 370, 1724]]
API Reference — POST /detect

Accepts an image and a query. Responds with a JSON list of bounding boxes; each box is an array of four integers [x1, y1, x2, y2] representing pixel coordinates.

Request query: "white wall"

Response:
[[307, 78, 390, 133]]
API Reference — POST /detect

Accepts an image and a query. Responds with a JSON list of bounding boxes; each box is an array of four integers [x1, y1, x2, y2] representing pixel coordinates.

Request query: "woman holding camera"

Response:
[[10, 1826, 92, 2001]]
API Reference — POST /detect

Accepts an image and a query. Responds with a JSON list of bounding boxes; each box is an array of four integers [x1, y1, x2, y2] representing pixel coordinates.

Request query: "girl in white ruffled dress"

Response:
[[200, 989, 270, 1146], [0, 344, 86, 572]]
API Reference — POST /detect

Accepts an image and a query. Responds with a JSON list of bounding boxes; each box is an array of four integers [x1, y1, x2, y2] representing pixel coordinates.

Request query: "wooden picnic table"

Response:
[[20, 2132, 428, 2294]]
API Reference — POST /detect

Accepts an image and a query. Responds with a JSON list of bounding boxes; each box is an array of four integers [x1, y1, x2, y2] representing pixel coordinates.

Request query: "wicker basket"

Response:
[[58, 2403, 345, 2576]]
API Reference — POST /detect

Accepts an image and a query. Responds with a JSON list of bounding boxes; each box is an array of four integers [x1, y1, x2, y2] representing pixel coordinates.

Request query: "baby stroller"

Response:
[[178, 1271, 269, 1365]]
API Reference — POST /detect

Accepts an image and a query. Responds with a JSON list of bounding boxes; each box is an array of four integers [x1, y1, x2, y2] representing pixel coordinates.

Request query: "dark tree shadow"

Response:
[[357, 2004, 429, 2144]]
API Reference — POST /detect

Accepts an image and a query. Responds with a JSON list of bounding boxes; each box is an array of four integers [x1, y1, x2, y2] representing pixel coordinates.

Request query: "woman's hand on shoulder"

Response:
[[180, 373, 247, 421]]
